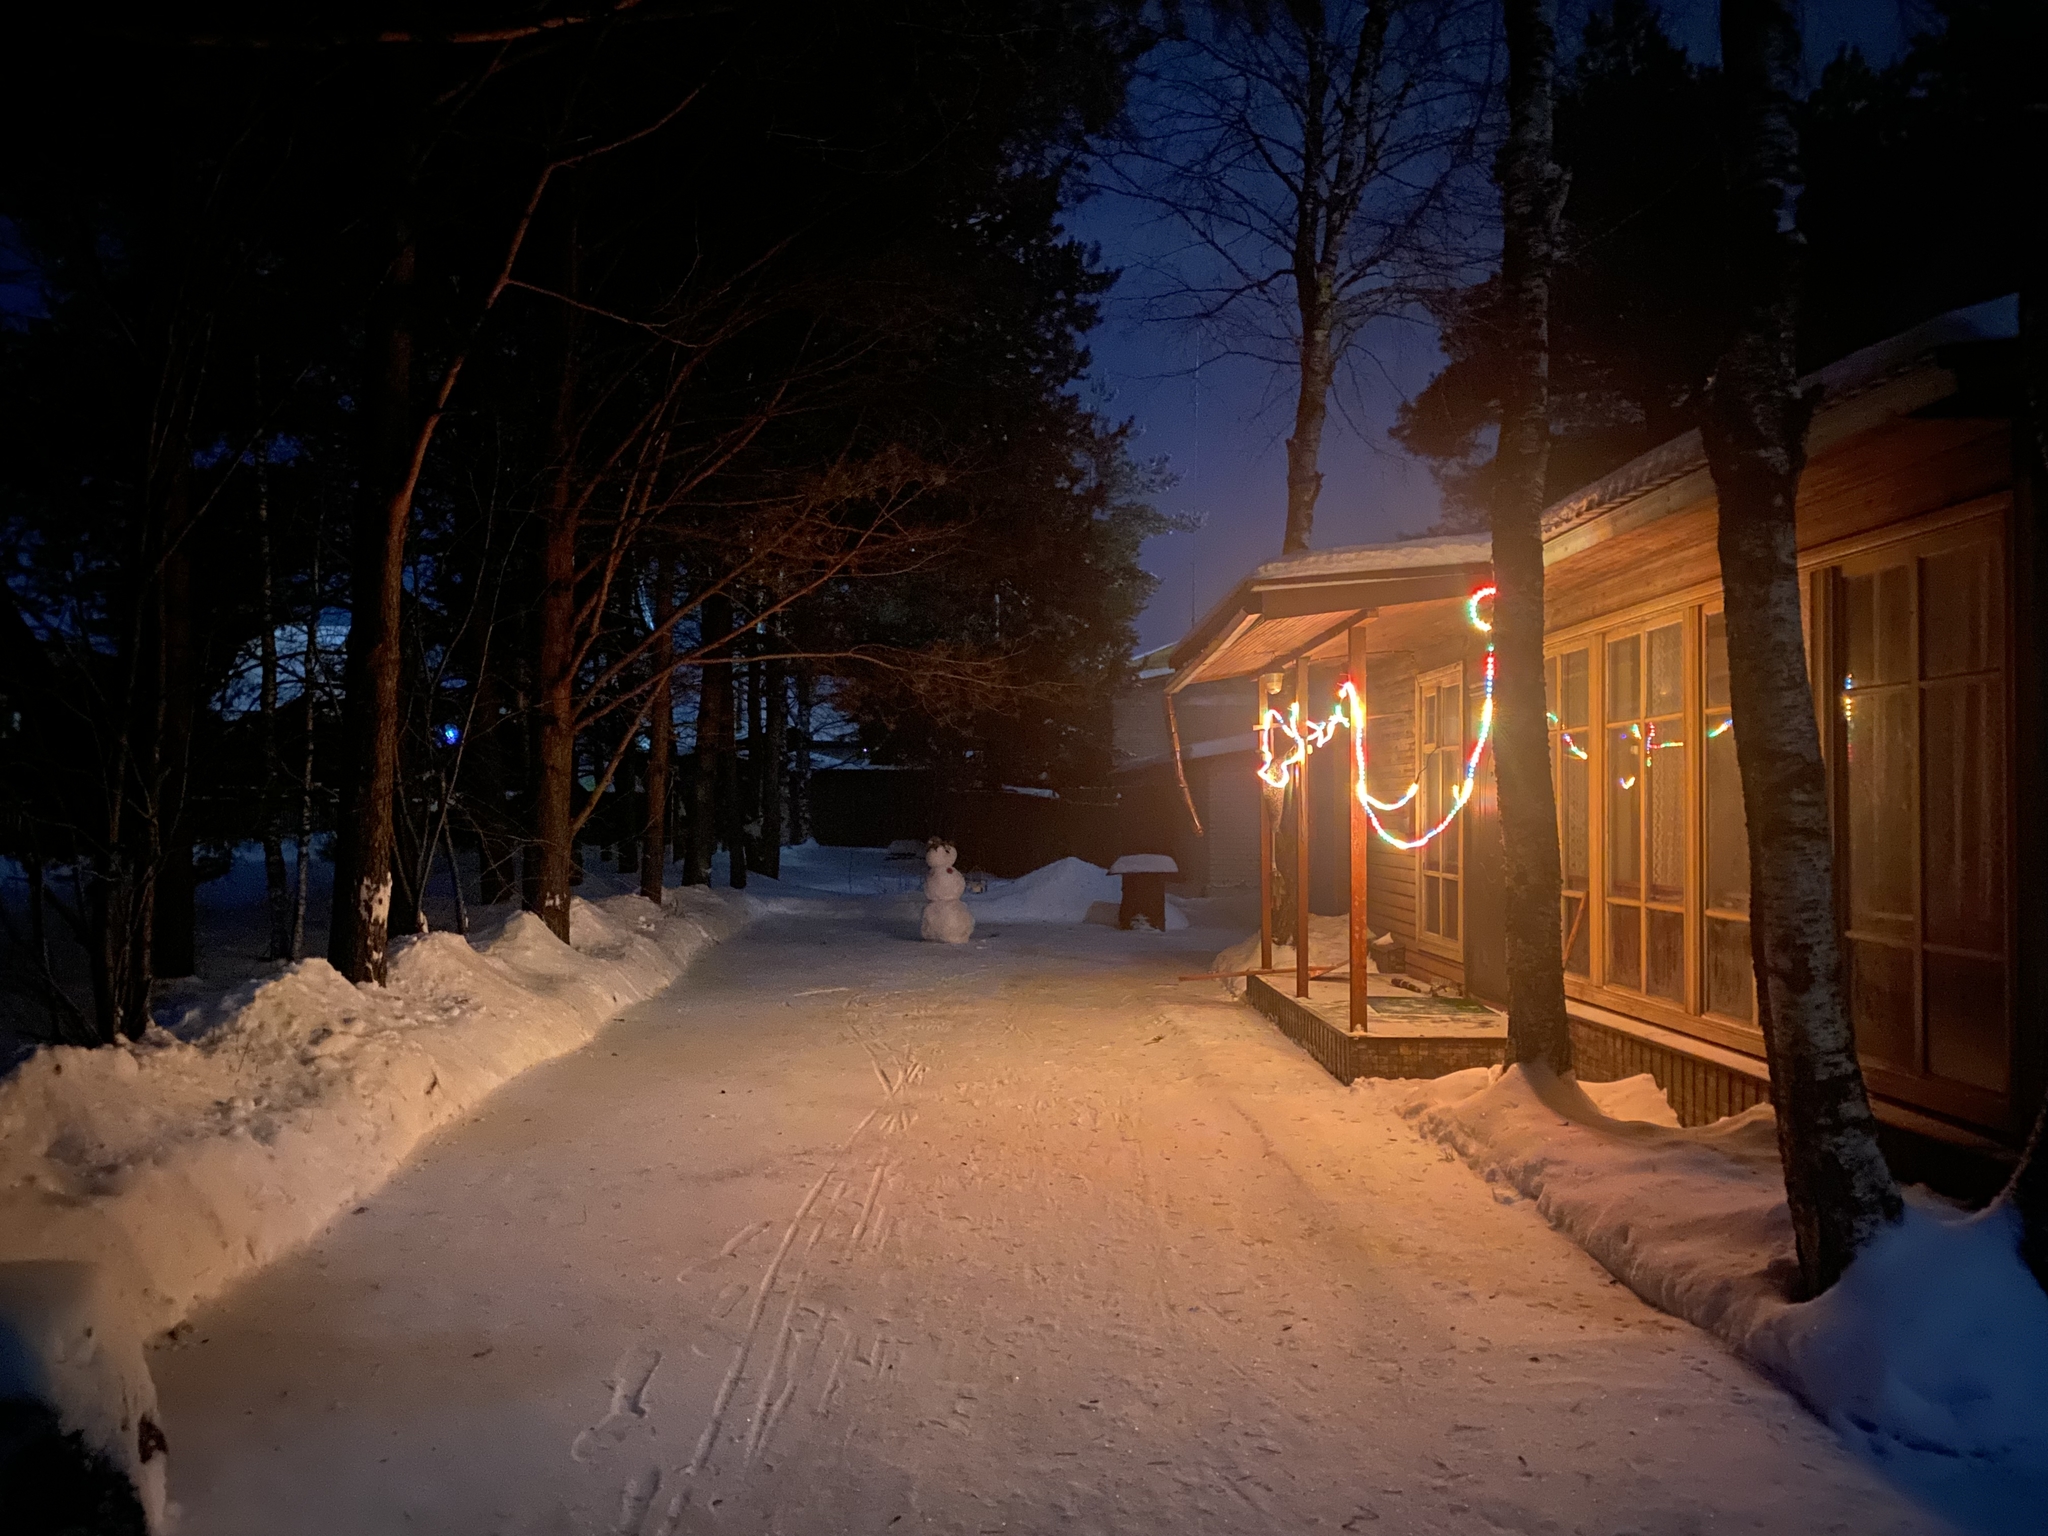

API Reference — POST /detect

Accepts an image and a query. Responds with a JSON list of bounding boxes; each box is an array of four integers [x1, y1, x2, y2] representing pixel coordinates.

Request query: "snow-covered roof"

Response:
[[1540, 294, 2018, 553]]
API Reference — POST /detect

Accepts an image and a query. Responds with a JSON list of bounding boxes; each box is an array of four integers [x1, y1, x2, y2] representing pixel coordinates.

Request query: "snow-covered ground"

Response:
[[146, 900, 1956, 1536], [0, 865, 767, 1528], [1400, 1065, 2048, 1534]]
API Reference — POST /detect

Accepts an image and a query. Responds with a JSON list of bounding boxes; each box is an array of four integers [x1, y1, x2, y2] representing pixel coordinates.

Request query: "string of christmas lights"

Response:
[[1254, 584, 1497, 852]]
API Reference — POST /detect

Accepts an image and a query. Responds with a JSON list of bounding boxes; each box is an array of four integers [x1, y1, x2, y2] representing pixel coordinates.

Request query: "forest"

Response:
[[1, 3, 1172, 1036]]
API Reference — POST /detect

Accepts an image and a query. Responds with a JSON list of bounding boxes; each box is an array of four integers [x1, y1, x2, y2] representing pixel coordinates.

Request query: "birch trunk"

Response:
[[1491, 0, 1572, 1074], [1703, 0, 1898, 1296]]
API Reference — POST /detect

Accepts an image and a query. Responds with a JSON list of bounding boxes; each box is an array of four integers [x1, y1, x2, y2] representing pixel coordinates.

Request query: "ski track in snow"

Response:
[[149, 907, 1962, 1536]]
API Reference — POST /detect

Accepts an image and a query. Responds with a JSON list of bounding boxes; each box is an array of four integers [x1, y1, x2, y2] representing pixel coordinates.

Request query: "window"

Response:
[[1834, 526, 2007, 1098], [1547, 648, 1592, 975], [1604, 621, 1687, 1002], [1417, 666, 1463, 950], [1702, 611, 1753, 1021]]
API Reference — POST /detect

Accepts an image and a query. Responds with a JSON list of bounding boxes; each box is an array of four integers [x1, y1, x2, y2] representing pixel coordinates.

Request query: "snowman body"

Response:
[[920, 841, 975, 943]]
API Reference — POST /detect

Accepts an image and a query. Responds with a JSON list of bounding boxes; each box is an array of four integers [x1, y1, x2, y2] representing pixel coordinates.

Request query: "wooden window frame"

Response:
[[1414, 661, 1465, 960], [1816, 513, 2013, 1126]]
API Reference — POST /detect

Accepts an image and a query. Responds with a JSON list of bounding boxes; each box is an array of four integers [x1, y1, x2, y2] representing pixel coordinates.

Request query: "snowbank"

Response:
[[0, 885, 760, 1530], [1395, 1065, 2048, 1524], [965, 857, 1188, 929]]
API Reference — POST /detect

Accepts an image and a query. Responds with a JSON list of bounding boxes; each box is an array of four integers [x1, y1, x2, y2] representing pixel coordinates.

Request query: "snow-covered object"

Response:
[[967, 856, 1188, 929], [1209, 913, 1365, 994], [920, 842, 974, 944], [0, 885, 760, 1529], [1108, 853, 1178, 875], [0, 1261, 164, 1528], [1396, 1064, 2048, 1512]]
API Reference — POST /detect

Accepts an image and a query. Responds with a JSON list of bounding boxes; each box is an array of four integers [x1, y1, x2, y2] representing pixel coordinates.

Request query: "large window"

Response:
[[1417, 666, 1463, 950], [1604, 621, 1688, 1002], [1834, 525, 2007, 1101], [1547, 648, 1592, 975], [1544, 509, 2011, 1124], [1702, 612, 1752, 1021]]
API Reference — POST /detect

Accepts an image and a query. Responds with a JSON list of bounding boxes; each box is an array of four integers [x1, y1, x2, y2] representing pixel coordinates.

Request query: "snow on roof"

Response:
[[1244, 531, 1492, 586], [1540, 294, 2018, 542]]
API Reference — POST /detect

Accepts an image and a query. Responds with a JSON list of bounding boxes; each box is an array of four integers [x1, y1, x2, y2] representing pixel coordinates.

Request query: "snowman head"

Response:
[[925, 838, 957, 870]]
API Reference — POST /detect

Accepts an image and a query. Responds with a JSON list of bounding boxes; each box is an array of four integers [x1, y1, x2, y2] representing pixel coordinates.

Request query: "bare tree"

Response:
[[1701, 0, 1897, 1297], [1104, 0, 1493, 551], [1489, 0, 1571, 1074]]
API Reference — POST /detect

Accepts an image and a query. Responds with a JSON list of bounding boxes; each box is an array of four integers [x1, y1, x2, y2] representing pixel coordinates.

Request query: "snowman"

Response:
[[920, 838, 975, 944]]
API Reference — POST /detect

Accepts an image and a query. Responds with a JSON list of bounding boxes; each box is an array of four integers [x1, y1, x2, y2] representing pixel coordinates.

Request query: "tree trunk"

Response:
[[526, 211, 582, 943], [329, 214, 416, 985], [1490, 0, 1573, 1075], [640, 557, 674, 904], [684, 653, 716, 887], [256, 448, 292, 960], [789, 667, 813, 845], [1283, 319, 1333, 555], [291, 514, 322, 962], [151, 458, 197, 980], [695, 593, 744, 890], [1703, 0, 1898, 1298], [759, 655, 786, 878]]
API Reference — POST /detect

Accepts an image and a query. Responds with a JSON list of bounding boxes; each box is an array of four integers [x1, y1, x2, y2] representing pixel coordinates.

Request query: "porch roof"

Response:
[[1164, 533, 1492, 693]]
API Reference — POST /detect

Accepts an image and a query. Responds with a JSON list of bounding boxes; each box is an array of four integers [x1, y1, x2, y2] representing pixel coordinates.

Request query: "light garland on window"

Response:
[[1254, 584, 1496, 851]]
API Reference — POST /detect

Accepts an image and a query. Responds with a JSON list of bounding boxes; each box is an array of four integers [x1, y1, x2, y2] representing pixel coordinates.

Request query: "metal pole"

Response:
[[1295, 654, 1311, 999], [1349, 622, 1371, 1032]]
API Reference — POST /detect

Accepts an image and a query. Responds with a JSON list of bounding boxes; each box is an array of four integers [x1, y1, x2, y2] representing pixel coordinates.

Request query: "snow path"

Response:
[[151, 905, 1951, 1535]]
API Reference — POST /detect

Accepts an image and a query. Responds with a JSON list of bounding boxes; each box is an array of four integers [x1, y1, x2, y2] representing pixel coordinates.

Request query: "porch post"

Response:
[[1295, 654, 1311, 999], [1349, 622, 1370, 1032], [1258, 678, 1274, 972]]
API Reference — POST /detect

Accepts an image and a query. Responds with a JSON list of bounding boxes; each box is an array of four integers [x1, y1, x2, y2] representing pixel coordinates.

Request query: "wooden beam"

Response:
[[1295, 654, 1311, 999], [1349, 622, 1371, 1033], [1258, 674, 1274, 972]]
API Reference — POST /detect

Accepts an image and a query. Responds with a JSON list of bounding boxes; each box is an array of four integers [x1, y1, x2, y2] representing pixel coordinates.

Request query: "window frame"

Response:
[[1414, 661, 1465, 959]]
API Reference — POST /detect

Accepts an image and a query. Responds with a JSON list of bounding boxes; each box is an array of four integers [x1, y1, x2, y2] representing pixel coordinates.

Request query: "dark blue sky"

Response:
[[1078, 0, 1923, 654]]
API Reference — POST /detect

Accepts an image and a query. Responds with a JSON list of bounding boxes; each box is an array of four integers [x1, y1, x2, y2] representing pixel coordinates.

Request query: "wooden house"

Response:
[[1125, 297, 2037, 1164]]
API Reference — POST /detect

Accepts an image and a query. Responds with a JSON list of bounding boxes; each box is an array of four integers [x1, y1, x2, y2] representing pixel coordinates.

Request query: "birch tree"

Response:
[[1488, 0, 1571, 1073], [1105, 0, 1493, 552], [1701, 0, 1898, 1296]]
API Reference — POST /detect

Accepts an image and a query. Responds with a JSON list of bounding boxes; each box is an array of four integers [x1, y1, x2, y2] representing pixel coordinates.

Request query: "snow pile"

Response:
[[0, 885, 760, 1530], [966, 857, 1188, 929], [1395, 1065, 2048, 1519], [1209, 912, 1362, 995]]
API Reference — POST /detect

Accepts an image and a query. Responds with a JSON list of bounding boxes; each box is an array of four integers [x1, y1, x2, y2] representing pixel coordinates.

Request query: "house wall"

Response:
[[1542, 414, 2024, 1137]]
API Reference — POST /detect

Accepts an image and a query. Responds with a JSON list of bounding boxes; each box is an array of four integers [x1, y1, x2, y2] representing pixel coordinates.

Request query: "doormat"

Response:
[[1364, 995, 1501, 1025]]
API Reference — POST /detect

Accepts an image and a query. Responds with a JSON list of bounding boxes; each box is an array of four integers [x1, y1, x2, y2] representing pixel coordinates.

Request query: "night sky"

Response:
[[1082, 0, 1922, 654]]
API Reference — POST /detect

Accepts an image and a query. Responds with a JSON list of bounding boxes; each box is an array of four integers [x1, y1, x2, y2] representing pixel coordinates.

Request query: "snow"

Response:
[[1397, 1063, 2048, 1528], [963, 855, 1189, 929], [1209, 911, 1364, 992], [1108, 854, 1178, 875], [144, 909, 1942, 1534], [0, 883, 763, 1530]]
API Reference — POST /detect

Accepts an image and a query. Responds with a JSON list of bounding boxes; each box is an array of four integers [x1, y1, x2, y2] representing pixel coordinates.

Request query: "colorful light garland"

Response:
[[1255, 584, 1497, 852]]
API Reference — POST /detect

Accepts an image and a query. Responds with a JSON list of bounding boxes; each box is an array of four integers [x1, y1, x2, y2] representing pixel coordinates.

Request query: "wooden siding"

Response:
[[1546, 417, 2010, 632], [1364, 651, 1418, 950]]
